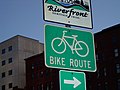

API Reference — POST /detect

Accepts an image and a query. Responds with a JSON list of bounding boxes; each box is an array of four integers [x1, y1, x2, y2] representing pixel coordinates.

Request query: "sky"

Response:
[[0, 0, 120, 43]]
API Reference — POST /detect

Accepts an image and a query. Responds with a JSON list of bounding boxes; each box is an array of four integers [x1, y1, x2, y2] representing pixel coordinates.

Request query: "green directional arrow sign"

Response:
[[59, 70, 86, 90], [44, 24, 96, 72]]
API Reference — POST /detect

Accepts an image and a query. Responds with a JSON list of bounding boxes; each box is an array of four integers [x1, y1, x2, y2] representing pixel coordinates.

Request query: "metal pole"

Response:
[[65, 24, 71, 28]]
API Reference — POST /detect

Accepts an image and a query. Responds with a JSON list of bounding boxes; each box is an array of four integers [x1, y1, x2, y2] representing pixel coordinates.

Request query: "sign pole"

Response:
[[65, 24, 71, 28], [43, 1, 96, 90]]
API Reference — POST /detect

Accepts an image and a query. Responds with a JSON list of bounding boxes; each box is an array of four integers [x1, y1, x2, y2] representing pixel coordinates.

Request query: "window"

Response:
[[86, 73, 91, 80], [97, 83, 101, 90], [104, 68, 107, 76], [32, 64, 34, 69], [37, 85, 40, 90], [2, 49, 5, 54], [8, 46, 12, 52], [50, 82, 53, 90], [32, 73, 34, 80], [96, 54, 99, 61], [41, 84, 43, 90], [36, 72, 39, 79], [116, 64, 120, 73], [32, 86, 34, 90], [96, 53, 104, 61], [40, 71, 43, 77], [2, 72, 5, 78], [114, 48, 119, 57], [2, 60, 6, 66], [115, 49, 118, 52], [104, 82, 108, 90], [8, 58, 12, 63], [8, 83, 12, 88], [2, 85, 5, 90], [97, 70, 100, 78], [47, 83, 50, 90], [8, 70, 12, 75], [38, 84, 43, 90], [112, 37, 117, 43], [117, 79, 120, 90], [46, 69, 50, 76]]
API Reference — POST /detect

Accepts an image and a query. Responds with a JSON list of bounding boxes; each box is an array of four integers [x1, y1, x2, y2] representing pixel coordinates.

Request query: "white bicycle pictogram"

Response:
[[51, 30, 89, 57]]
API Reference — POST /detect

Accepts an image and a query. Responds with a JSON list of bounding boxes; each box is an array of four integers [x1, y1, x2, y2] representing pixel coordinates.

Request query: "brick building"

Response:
[[25, 52, 59, 90], [86, 24, 120, 90], [24, 24, 120, 90]]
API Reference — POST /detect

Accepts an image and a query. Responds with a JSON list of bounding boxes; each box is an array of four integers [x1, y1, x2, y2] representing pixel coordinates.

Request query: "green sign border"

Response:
[[44, 24, 97, 72], [59, 70, 86, 90]]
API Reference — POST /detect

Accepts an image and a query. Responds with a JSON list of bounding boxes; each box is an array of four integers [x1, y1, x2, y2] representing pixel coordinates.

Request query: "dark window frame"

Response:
[[2, 72, 5, 78], [8, 46, 12, 52], [2, 60, 6, 66], [2, 85, 5, 90], [8, 83, 12, 88], [8, 70, 12, 75], [2, 49, 5, 54], [8, 58, 13, 63]]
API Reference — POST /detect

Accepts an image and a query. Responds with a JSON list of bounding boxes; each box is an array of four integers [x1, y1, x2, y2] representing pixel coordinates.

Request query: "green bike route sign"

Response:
[[43, 0, 93, 28], [59, 70, 86, 90], [44, 24, 96, 72]]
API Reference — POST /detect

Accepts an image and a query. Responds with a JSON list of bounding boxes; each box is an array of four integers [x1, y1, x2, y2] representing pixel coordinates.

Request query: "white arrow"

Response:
[[64, 77, 81, 88]]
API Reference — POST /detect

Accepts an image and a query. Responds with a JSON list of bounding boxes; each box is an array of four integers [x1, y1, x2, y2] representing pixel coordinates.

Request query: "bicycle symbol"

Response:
[[51, 30, 89, 57]]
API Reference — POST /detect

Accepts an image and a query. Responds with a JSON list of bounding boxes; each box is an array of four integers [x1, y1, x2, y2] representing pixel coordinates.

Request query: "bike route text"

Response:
[[50, 56, 92, 69]]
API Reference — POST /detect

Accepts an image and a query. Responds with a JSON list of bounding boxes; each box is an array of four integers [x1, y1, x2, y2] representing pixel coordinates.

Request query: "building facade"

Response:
[[25, 53, 59, 90], [0, 35, 44, 90], [86, 24, 120, 90]]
